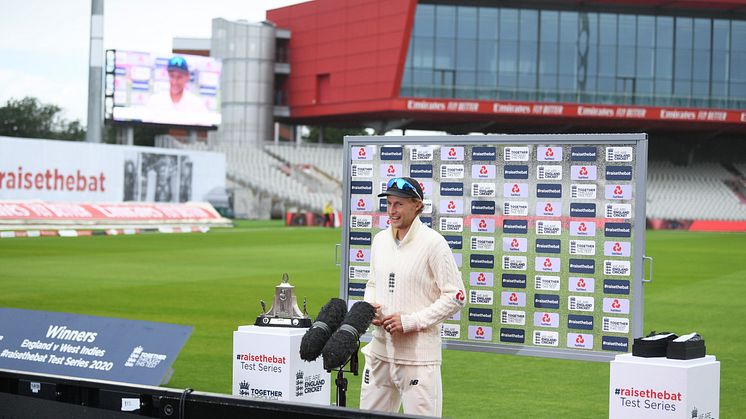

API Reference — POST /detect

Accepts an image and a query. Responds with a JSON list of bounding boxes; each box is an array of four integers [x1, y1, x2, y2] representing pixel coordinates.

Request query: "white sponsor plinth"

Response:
[[232, 325, 330, 405], [609, 354, 719, 419]]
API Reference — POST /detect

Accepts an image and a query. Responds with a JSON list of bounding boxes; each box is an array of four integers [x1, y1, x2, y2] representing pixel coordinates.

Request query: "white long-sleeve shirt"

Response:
[[363, 216, 466, 365]]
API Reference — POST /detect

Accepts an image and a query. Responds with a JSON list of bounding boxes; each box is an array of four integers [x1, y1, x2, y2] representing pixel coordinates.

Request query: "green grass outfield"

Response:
[[2, 222, 745, 418]]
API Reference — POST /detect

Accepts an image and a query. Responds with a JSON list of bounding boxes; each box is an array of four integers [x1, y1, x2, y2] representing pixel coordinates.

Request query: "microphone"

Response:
[[299, 298, 348, 362], [321, 301, 375, 370]]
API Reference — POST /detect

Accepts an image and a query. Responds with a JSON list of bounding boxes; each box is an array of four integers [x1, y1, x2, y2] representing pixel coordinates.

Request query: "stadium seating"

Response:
[[161, 137, 343, 213], [646, 161, 746, 221]]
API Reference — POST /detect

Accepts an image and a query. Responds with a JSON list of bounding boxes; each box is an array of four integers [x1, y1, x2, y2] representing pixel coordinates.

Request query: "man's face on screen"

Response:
[[168, 70, 190, 97]]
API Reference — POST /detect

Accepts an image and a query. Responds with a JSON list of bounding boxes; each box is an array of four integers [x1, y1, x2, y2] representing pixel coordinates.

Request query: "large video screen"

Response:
[[104, 50, 221, 128]]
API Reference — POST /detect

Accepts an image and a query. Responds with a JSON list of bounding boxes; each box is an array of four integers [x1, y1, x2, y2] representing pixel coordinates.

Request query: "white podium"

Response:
[[609, 354, 719, 419], [232, 325, 330, 405]]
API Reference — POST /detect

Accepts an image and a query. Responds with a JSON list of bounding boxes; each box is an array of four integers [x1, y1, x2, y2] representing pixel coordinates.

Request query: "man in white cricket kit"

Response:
[[360, 176, 466, 417]]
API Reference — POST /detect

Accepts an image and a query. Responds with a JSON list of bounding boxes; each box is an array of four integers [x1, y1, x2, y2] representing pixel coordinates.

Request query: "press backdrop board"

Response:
[[340, 134, 648, 362]]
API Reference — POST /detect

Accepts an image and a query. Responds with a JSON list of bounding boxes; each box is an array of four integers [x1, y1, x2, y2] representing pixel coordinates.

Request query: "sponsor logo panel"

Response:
[[440, 165, 465, 179], [603, 279, 630, 295], [409, 146, 433, 161], [470, 254, 495, 269], [470, 271, 494, 287], [570, 146, 597, 161], [471, 217, 496, 233], [410, 164, 433, 178], [441, 146, 464, 161], [605, 147, 633, 162], [444, 235, 463, 249], [533, 312, 560, 328], [350, 215, 372, 229], [503, 219, 528, 234], [536, 201, 561, 217], [471, 200, 496, 215], [605, 184, 632, 200], [502, 255, 527, 271], [537, 165, 563, 180], [468, 325, 493, 341], [441, 323, 461, 339], [349, 248, 370, 263], [604, 260, 631, 276], [567, 333, 594, 349], [533, 330, 559, 347], [348, 266, 370, 280], [472, 182, 497, 197], [570, 203, 596, 218], [351, 197, 372, 212], [534, 294, 560, 309], [352, 146, 374, 161], [504, 183, 528, 198], [380, 146, 403, 160], [602, 317, 630, 333], [569, 258, 596, 274], [502, 274, 527, 288], [534, 275, 561, 291], [468, 308, 493, 323], [504, 201, 529, 216], [348, 282, 366, 297], [471, 236, 496, 251], [351, 164, 373, 177], [504, 165, 529, 179], [567, 315, 594, 331], [504, 146, 530, 161], [569, 240, 596, 256], [535, 239, 561, 254], [535, 257, 561, 272], [536, 183, 562, 198], [602, 336, 629, 351], [569, 277, 595, 293], [571, 184, 597, 200], [605, 203, 632, 219], [469, 289, 494, 305], [603, 298, 630, 314], [472, 146, 497, 161], [605, 222, 631, 237], [501, 310, 526, 326], [568, 296, 595, 312], [349, 232, 371, 246], [605, 166, 633, 181], [536, 220, 561, 235], [472, 164, 496, 179], [439, 217, 464, 233], [380, 164, 402, 178], [501, 291, 526, 307], [439, 199, 464, 215], [604, 241, 631, 257], [502, 237, 528, 252], [570, 221, 596, 236], [378, 215, 390, 229], [500, 328, 526, 343], [570, 165, 598, 180], [538, 146, 563, 161], [440, 182, 464, 196]]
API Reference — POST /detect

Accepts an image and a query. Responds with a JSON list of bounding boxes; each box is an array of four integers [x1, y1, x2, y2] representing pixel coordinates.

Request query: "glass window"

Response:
[[500, 9, 519, 41], [541, 11, 559, 42], [413, 4, 435, 38], [617, 46, 635, 77], [412, 37, 434, 68], [599, 14, 617, 45], [478, 7, 498, 40], [618, 14, 636, 47], [656, 17, 674, 48], [636, 47, 654, 78], [456, 39, 477, 70], [558, 43, 576, 76], [520, 10, 539, 42], [519, 40, 537, 74], [477, 40, 498, 72], [713, 19, 730, 51], [435, 38, 456, 69], [457, 7, 477, 39], [499, 40, 518, 73], [693, 18, 710, 50], [559, 12, 578, 44], [637, 16, 654, 48], [435, 5, 456, 38]]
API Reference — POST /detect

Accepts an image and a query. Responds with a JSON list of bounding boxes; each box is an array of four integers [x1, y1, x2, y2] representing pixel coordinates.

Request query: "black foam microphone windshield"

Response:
[[299, 298, 348, 361], [321, 301, 375, 370]]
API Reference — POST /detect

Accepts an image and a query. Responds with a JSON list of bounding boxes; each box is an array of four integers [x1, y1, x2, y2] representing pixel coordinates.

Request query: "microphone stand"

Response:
[[330, 341, 360, 407]]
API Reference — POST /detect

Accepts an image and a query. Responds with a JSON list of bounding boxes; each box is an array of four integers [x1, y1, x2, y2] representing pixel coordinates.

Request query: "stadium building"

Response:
[[161, 0, 746, 227]]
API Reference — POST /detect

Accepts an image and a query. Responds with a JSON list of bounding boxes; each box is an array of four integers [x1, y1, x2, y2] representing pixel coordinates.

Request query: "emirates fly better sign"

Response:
[[341, 134, 648, 362]]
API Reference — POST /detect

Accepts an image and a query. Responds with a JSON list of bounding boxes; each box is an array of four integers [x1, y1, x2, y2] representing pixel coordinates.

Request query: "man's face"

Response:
[[168, 70, 190, 94], [386, 195, 421, 232]]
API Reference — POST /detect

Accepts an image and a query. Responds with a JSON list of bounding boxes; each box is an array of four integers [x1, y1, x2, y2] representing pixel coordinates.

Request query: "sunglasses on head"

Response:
[[386, 177, 422, 199]]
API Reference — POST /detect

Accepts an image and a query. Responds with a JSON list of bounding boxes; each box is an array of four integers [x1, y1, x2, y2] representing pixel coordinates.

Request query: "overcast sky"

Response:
[[0, 0, 305, 125]]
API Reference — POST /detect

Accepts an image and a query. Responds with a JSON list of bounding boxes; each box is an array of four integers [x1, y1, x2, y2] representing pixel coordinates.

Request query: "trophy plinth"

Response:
[[255, 273, 312, 328]]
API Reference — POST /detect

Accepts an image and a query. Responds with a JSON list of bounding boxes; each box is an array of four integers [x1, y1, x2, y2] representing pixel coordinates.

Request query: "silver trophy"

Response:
[[255, 273, 312, 328]]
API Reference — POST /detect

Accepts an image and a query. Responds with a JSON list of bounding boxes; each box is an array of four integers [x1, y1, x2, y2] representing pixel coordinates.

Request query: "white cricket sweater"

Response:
[[363, 216, 466, 365]]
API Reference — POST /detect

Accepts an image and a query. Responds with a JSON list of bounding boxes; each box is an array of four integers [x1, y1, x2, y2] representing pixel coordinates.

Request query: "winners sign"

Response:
[[340, 134, 647, 362]]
